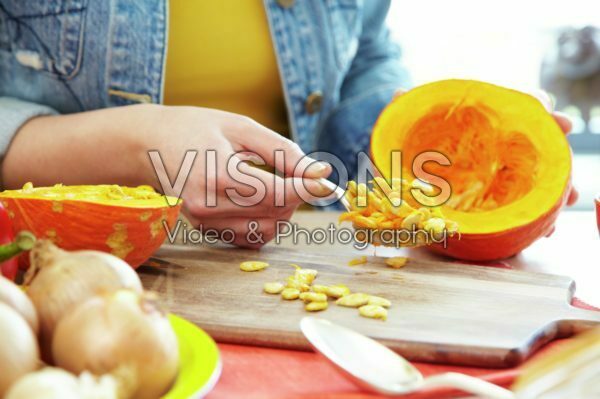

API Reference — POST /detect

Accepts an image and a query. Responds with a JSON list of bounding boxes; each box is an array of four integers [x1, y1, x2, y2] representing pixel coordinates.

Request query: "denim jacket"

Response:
[[0, 0, 409, 177]]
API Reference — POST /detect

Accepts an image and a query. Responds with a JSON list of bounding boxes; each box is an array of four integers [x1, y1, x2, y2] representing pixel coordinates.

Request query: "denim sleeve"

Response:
[[0, 97, 58, 158], [340, 1, 410, 101], [318, 1, 410, 182]]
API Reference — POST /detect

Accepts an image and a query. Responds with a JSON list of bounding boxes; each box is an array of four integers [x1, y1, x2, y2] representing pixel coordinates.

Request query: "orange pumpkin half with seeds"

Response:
[[371, 80, 572, 261], [0, 183, 181, 268]]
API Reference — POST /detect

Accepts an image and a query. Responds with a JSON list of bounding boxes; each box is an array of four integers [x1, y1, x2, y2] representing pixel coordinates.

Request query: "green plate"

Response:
[[162, 314, 222, 399]]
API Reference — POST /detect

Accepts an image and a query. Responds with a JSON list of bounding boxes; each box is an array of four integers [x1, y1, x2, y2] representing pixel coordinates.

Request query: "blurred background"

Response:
[[387, 1, 599, 210]]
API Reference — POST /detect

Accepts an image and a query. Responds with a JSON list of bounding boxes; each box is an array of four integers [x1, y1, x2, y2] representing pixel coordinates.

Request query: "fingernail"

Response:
[[313, 180, 334, 196], [307, 161, 329, 175], [245, 154, 265, 165]]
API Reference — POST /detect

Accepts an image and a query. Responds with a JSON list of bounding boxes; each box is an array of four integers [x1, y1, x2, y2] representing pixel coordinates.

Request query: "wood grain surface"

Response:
[[138, 243, 600, 368]]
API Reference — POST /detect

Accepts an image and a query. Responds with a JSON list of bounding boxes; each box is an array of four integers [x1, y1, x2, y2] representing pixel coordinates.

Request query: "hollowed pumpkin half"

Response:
[[371, 80, 571, 261], [0, 184, 181, 268]]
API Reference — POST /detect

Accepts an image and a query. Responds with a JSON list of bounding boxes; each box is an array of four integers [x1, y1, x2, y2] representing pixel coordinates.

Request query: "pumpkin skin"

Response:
[[596, 196, 600, 237], [0, 185, 181, 268], [371, 80, 572, 261], [595, 195, 600, 238]]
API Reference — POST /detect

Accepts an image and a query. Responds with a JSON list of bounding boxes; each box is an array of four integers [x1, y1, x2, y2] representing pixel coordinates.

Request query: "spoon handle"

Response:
[[317, 178, 350, 210], [421, 372, 515, 399]]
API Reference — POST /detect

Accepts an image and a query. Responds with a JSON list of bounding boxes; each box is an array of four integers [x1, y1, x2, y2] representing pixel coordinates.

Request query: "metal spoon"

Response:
[[300, 317, 515, 399], [317, 178, 350, 210]]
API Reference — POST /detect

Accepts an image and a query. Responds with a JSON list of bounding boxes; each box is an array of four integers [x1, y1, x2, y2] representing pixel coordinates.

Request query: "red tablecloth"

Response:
[[206, 298, 597, 399]]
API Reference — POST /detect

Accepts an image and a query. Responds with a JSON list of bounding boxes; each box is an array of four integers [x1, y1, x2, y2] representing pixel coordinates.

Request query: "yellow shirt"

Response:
[[164, 0, 289, 136]]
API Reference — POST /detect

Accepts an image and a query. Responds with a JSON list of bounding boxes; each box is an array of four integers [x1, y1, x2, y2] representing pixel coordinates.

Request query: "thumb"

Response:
[[228, 117, 331, 178]]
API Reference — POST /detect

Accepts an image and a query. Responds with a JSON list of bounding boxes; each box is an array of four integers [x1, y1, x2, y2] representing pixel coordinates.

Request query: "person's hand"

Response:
[[391, 87, 578, 236], [136, 105, 332, 248], [2, 104, 332, 248]]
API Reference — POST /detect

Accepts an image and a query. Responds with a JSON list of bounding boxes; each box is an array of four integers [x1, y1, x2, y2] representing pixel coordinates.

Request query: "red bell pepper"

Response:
[[0, 204, 35, 280]]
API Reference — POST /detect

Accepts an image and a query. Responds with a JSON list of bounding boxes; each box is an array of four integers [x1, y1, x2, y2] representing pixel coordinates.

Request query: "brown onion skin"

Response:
[[27, 256, 132, 362], [0, 303, 40, 397], [52, 291, 179, 399]]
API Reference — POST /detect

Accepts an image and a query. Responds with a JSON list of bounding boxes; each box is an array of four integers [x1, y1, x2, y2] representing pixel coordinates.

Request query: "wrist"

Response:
[[123, 104, 168, 188], [1, 115, 52, 188]]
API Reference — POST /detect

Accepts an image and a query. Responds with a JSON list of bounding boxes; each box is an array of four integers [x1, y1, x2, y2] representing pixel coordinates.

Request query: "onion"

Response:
[[0, 303, 39, 397], [74, 250, 143, 292], [25, 240, 143, 292], [24, 240, 143, 360], [6, 368, 81, 399], [53, 289, 179, 399], [0, 275, 39, 334], [5, 368, 119, 399]]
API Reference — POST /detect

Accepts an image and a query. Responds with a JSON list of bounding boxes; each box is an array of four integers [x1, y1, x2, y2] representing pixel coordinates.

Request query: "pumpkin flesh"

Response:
[[371, 80, 571, 260]]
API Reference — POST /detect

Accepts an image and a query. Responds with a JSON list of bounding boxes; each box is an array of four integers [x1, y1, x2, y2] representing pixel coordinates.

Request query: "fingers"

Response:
[[199, 218, 271, 249], [553, 112, 573, 135], [392, 87, 408, 100], [193, 213, 295, 248], [226, 116, 331, 179], [567, 186, 579, 206], [184, 156, 332, 221], [233, 161, 335, 206]]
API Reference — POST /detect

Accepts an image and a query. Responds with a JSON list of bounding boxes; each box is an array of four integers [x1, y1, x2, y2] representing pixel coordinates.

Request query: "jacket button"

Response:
[[305, 91, 323, 114], [276, 0, 295, 8]]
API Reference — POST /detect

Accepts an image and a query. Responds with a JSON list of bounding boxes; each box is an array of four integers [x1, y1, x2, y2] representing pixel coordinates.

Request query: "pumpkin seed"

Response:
[[240, 261, 269, 272], [368, 295, 391, 308], [385, 257, 408, 269], [263, 282, 284, 295], [299, 292, 327, 303], [359, 305, 388, 321], [336, 293, 370, 308], [281, 288, 300, 300], [325, 285, 351, 299], [305, 301, 328, 312], [348, 256, 367, 266]]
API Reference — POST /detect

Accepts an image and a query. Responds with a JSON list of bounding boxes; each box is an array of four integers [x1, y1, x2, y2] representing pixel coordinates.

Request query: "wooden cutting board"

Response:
[[138, 244, 600, 368]]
